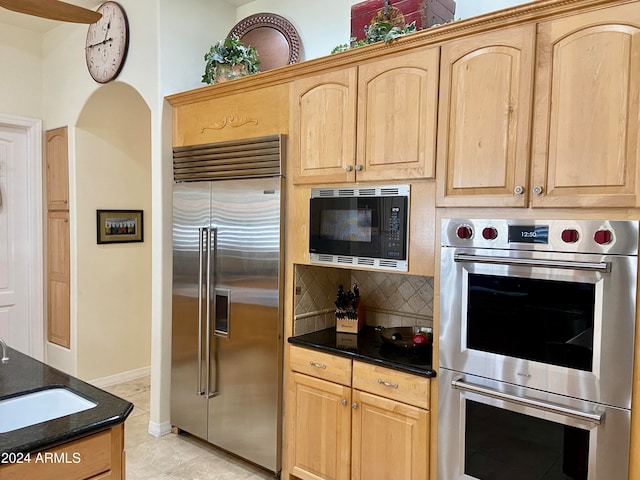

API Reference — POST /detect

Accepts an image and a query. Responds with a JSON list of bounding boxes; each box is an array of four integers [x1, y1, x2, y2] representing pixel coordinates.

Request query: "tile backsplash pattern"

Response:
[[294, 264, 434, 335], [351, 270, 434, 328], [294, 265, 350, 335]]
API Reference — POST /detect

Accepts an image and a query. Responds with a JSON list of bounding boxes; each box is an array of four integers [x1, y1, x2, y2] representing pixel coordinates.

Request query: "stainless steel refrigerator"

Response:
[[171, 137, 284, 473]]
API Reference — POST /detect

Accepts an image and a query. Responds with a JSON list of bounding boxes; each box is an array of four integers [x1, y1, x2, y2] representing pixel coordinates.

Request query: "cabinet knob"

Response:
[[344, 165, 353, 172], [533, 185, 543, 195], [341, 399, 347, 406], [514, 185, 524, 195], [354, 164, 363, 171], [352, 402, 358, 409]]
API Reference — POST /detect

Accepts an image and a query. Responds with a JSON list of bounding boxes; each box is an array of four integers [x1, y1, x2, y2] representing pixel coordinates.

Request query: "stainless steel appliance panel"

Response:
[[438, 368, 631, 480], [171, 182, 212, 440], [439, 219, 638, 408], [205, 178, 283, 473]]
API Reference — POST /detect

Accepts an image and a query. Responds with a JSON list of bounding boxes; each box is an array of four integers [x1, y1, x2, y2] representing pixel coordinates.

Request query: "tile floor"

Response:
[[103, 377, 276, 480]]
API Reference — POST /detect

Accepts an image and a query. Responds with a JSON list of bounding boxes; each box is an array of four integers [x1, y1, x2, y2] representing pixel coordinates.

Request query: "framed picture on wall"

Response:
[[96, 209, 144, 244]]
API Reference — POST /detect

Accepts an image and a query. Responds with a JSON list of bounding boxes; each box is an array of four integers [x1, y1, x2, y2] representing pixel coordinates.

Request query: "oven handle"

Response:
[[453, 253, 611, 272], [452, 378, 604, 425]]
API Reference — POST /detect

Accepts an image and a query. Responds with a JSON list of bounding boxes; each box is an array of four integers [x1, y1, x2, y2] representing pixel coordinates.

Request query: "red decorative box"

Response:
[[350, 0, 456, 41]]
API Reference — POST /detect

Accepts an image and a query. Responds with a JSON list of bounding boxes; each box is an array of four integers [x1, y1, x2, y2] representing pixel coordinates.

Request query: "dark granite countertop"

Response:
[[0, 347, 133, 455], [288, 326, 437, 378]]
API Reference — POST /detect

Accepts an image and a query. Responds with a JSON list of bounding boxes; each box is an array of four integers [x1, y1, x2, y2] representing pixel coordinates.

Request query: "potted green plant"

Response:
[[331, 21, 417, 54], [202, 36, 260, 84]]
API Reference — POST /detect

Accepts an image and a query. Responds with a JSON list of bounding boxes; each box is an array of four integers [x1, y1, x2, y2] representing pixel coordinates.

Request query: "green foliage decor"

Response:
[[202, 36, 260, 84], [331, 21, 417, 54]]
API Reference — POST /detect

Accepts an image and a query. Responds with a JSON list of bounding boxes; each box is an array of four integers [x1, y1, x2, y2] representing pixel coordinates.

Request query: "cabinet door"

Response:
[[351, 390, 429, 480], [291, 68, 357, 184], [531, 3, 640, 207], [436, 25, 535, 207], [47, 211, 70, 348], [356, 47, 439, 182], [46, 127, 69, 211], [291, 373, 352, 480]]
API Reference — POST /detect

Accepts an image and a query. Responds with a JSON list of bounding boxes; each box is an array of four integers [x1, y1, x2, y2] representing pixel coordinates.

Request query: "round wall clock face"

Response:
[[85, 2, 129, 83]]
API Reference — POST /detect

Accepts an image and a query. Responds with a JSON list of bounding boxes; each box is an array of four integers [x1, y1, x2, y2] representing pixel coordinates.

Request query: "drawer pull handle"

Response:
[[378, 378, 398, 389], [309, 361, 327, 369]]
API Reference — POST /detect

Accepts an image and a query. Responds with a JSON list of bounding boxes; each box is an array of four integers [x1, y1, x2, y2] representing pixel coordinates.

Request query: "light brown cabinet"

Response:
[[0, 424, 125, 480], [436, 25, 536, 207], [288, 346, 430, 480], [46, 127, 70, 348], [46, 127, 69, 211], [530, 2, 640, 208], [437, 5, 640, 208], [291, 48, 439, 185], [47, 211, 70, 348]]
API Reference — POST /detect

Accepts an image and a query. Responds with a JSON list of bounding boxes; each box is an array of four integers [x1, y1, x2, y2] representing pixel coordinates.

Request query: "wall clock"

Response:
[[85, 1, 129, 83]]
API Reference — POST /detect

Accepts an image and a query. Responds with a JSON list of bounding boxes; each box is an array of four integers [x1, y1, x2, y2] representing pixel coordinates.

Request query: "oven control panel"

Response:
[[442, 219, 639, 255]]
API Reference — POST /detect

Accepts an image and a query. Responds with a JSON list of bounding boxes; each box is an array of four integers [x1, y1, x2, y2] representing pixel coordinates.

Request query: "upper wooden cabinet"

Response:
[[437, 3, 640, 208], [530, 2, 640, 208], [436, 25, 536, 207], [46, 127, 69, 210], [290, 67, 358, 184], [291, 47, 439, 185]]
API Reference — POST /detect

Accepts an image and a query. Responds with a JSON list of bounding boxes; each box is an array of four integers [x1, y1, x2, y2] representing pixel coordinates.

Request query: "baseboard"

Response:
[[88, 366, 151, 388], [148, 420, 172, 438]]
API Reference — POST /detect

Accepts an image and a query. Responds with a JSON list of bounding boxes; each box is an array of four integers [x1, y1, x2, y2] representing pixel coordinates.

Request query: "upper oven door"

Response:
[[439, 246, 637, 409]]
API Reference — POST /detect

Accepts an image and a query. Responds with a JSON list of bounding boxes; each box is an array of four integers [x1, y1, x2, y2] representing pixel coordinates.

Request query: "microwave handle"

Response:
[[453, 253, 611, 273], [451, 378, 603, 425]]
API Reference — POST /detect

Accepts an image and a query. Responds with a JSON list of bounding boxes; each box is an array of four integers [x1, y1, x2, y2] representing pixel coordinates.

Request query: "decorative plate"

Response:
[[228, 13, 301, 72]]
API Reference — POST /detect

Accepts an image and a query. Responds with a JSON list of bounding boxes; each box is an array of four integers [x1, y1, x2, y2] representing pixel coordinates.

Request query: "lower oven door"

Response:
[[437, 369, 630, 480]]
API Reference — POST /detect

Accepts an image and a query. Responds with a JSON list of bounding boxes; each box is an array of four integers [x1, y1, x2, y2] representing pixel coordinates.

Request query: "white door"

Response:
[[0, 117, 43, 358]]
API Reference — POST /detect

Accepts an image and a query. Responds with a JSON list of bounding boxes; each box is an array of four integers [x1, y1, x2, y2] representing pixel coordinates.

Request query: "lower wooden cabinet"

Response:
[[289, 346, 430, 480], [352, 390, 429, 480], [0, 424, 125, 480]]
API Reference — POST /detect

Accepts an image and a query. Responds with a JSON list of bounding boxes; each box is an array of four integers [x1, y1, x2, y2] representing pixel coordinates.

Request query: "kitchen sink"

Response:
[[0, 387, 97, 433]]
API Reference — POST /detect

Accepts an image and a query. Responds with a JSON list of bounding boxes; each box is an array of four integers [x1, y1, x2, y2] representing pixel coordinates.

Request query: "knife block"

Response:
[[335, 304, 366, 334]]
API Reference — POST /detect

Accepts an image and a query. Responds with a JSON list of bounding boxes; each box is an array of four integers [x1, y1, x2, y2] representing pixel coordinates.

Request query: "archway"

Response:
[[75, 82, 152, 382]]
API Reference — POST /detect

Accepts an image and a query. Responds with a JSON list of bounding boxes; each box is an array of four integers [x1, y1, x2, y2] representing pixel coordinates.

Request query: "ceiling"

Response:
[[0, 0, 100, 32], [0, 0, 254, 33]]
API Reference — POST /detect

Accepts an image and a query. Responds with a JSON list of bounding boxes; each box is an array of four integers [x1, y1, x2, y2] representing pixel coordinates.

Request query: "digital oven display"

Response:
[[508, 225, 549, 244]]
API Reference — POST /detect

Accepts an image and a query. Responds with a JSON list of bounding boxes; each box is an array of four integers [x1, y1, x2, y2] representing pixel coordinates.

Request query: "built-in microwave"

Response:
[[309, 185, 409, 271]]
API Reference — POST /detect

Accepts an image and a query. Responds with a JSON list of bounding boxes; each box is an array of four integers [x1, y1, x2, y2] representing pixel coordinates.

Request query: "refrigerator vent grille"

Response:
[[311, 184, 409, 198], [173, 134, 284, 182]]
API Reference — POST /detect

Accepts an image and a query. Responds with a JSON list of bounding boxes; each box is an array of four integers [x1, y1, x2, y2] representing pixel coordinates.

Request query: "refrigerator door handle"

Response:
[[207, 228, 219, 398], [197, 227, 207, 396]]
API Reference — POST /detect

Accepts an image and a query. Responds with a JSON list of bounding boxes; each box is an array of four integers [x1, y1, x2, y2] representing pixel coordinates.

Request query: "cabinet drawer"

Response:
[[353, 361, 430, 410], [0, 429, 112, 480], [290, 345, 352, 386]]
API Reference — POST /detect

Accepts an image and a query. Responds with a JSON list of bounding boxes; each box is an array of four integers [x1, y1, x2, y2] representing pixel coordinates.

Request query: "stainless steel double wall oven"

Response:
[[438, 219, 638, 480]]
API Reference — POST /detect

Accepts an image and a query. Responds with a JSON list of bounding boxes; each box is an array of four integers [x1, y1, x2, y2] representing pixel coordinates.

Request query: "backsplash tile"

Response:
[[293, 264, 434, 335]]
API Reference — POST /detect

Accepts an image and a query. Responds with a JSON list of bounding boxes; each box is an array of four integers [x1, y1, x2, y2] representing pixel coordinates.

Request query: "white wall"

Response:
[[0, 24, 43, 119], [455, 0, 529, 20], [236, 0, 353, 61]]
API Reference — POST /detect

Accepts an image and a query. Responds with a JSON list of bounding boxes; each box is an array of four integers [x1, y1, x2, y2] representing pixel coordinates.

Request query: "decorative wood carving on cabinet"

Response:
[[172, 84, 289, 147], [46, 127, 71, 349]]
